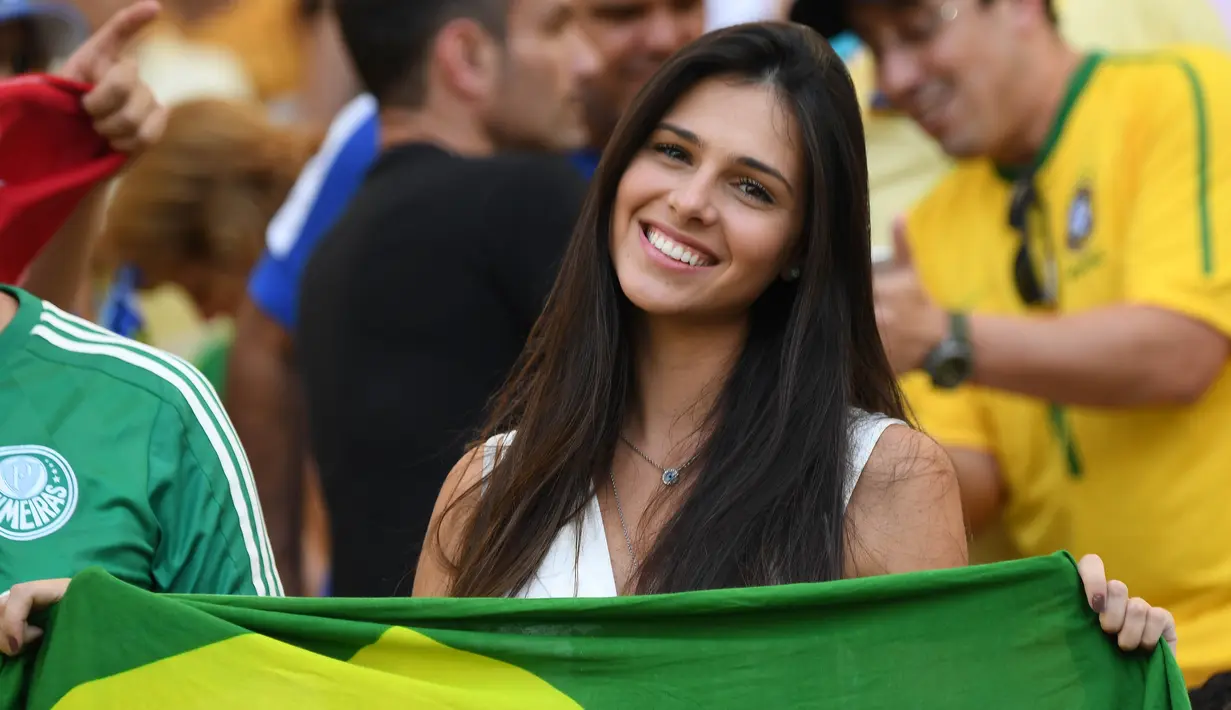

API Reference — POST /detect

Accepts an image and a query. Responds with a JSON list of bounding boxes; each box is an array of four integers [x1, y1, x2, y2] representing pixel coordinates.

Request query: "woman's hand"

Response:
[[1077, 554, 1177, 653], [0, 579, 71, 656]]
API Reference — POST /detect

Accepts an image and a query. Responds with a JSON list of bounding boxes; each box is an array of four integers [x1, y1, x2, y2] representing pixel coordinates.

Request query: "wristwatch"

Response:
[[922, 312, 974, 389]]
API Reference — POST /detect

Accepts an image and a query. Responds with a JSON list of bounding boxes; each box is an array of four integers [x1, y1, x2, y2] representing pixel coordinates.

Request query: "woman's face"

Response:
[[609, 76, 805, 321]]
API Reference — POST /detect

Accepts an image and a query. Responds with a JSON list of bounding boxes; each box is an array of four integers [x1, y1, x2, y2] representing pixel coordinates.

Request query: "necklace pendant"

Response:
[[661, 468, 680, 486]]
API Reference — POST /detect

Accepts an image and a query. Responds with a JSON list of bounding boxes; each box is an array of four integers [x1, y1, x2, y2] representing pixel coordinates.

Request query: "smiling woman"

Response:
[[410, 23, 1176, 659], [415, 21, 960, 599]]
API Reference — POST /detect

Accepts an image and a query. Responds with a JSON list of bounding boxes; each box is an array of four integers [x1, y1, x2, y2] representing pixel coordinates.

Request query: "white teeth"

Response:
[[645, 227, 710, 267]]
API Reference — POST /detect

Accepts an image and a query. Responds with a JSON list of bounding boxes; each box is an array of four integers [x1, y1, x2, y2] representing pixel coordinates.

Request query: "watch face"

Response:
[[926, 342, 973, 389], [933, 359, 970, 388]]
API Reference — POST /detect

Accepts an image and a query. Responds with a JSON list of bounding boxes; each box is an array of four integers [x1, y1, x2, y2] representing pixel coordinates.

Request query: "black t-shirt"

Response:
[[297, 143, 587, 597]]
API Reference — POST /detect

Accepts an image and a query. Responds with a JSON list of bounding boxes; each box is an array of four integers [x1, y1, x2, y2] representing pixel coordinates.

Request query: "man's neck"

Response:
[[0, 291, 17, 338], [378, 105, 495, 157], [992, 41, 1085, 167]]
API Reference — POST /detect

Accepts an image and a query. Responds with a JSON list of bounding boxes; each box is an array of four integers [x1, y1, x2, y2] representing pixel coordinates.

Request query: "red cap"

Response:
[[0, 73, 128, 284]]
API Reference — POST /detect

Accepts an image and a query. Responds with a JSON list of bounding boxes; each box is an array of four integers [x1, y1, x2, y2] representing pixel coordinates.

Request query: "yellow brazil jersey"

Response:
[[902, 47, 1231, 687], [848, 0, 1231, 253]]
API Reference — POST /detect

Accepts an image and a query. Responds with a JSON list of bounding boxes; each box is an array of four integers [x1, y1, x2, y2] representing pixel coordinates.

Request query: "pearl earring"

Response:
[[785, 267, 801, 282]]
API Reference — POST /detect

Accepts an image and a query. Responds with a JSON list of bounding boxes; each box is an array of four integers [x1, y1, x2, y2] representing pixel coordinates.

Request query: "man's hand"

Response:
[[873, 217, 948, 374], [59, 0, 166, 154]]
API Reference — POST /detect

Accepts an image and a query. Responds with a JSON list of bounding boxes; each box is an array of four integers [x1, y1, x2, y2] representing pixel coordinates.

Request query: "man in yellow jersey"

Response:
[[793, 0, 1231, 254], [796, 0, 1231, 567], [811, 0, 1231, 698]]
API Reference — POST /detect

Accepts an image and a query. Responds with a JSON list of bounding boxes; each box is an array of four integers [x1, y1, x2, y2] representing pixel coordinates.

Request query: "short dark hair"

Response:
[[332, 0, 507, 108], [792, 0, 1057, 39]]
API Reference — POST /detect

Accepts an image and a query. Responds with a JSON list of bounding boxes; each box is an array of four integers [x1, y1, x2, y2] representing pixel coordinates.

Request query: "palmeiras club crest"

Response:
[[0, 445, 78, 541]]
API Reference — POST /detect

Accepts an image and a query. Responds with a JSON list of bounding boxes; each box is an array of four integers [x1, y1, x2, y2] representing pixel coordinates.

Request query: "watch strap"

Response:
[[949, 311, 970, 345]]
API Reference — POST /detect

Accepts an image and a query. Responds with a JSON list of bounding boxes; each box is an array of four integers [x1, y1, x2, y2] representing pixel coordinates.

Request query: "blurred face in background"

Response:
[[851, 0, 1041, 160], [487, 0, 602, 150], [576, 0, 705, 146]]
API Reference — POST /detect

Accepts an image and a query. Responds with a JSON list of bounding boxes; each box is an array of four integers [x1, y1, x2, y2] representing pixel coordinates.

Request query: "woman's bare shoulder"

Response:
[[844, 424, 968, 577], [413, 433, 513, 597], [863, 424, 952, 484]]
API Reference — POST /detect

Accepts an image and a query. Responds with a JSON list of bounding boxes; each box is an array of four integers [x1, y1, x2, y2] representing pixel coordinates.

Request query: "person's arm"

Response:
[[224, 298, 305, 595], [879, 235, 1230, 408], [843, 424, 968, 578], [412, 447, 487, 598], [19, 2, 167, 308], [224, 95, 376, 593], [961, 307, 1228, 406], [148, 397, 283, 596]]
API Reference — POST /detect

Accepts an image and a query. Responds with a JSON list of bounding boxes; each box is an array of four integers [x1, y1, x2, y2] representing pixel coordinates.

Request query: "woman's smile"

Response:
[[639, 220, 718, 270]]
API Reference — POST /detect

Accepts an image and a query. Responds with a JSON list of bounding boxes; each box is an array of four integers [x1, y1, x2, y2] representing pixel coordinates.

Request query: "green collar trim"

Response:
[[995, 52, 1105, 182]]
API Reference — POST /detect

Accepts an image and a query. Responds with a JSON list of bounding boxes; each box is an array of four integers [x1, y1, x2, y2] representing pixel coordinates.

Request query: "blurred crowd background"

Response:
[[5, 0, 1230, 649]]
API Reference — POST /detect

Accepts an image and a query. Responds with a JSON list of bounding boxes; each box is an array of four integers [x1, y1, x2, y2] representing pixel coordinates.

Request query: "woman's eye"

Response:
[[653, 143, 689, 162], [737, 177, 773, 204]]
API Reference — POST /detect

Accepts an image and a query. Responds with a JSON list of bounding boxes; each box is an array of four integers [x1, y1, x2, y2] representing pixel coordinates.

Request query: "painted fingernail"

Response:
[[6, 635, 19, 654], [1091, 593, 1106, 613]]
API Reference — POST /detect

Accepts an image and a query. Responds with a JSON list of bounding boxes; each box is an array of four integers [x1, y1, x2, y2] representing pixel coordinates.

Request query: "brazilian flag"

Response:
[[0, 553, 1190, 708]]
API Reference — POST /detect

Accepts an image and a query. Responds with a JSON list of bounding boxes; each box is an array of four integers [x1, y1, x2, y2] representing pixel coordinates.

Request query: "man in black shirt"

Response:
[[297, 0, 598, 597]]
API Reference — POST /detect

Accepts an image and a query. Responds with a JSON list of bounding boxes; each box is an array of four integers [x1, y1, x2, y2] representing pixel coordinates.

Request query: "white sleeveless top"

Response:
[[480, 409, 903, 599]]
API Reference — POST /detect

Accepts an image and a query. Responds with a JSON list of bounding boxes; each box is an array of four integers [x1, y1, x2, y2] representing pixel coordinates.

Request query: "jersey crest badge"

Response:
[[1067, 184, 1094, 251], [0, 445, 79, 541]]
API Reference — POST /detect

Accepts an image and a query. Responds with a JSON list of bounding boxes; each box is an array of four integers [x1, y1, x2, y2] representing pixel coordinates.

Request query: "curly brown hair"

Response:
[[100, 99, 320, 308]]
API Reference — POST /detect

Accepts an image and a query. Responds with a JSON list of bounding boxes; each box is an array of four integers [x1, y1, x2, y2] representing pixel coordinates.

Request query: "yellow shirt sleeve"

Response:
[[1121, 49, 1231, 338], [899, 373, 994, 453]]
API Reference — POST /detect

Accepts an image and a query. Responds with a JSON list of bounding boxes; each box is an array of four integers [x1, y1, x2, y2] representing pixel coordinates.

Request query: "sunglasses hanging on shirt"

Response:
[[1007, 174, 1058, 307]]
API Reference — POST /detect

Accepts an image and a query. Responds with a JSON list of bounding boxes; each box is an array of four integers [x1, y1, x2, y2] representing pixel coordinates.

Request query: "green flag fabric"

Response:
[[0, 552, 1190, 709]]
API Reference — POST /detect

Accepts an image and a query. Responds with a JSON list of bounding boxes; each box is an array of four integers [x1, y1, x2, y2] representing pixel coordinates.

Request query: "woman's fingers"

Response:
[[1076, 554, 1108, 612], [1099, 579, 1129, 634], [1077, 554, 1178, 655], [1145, 606, 1178, 654], [1117, 597, 1150, 651]]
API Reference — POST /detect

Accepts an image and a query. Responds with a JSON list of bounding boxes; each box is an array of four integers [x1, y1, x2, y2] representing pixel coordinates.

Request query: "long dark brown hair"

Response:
[[444, 22, 907, 597]]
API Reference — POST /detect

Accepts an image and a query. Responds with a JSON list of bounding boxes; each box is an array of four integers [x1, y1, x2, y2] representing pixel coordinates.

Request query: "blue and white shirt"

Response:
[[248, 94, 379, 330]]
